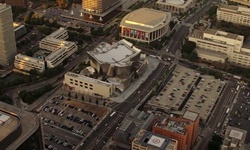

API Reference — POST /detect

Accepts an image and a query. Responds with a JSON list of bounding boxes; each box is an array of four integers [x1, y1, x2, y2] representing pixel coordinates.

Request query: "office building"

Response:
[[132, 129, 178, 150], [39, 27, 77, 68], [81, 0, 122, 21], [152, 111, 199, 150], [222, 126, 247, 150], [0, 101, 44, 150], [14, 24, 27, 39], [229, 0, 250, 7], [113, 109, 155, 149], [189, 29, 250, 67], [14, 54, 45, 73], [217, 4, 250, 27], [63, 39, 148, 97], [155, 0, 196, 14], [120, 8, 171, 43], [0, 4, 17, 66]]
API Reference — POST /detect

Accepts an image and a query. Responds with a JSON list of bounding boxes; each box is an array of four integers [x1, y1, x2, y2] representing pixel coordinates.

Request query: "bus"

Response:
[[110, 111, 116, 117]]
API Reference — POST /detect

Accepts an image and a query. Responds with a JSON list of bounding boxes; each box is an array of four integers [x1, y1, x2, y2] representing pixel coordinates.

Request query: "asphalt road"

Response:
[[78, 63, 168, 149]]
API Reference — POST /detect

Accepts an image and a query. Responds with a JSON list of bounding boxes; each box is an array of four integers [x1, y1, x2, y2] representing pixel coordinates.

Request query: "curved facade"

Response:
[[156, 0, 195, 14], [120, 8, 171, 43]]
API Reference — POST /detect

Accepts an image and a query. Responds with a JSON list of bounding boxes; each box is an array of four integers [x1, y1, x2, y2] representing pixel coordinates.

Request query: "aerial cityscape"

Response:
[[0, 0, 250, 150]]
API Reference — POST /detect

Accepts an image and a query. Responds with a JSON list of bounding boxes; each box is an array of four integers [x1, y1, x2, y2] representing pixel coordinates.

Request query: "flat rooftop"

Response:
[[0, 101, 40, 150], [183, 110, 199, 122], [137, 130, 173, 150], [196, 48, 228, 59], [87, 39, 141, 66], [148, 65, 200, 111], [120, 8, 171, 32], [186, 75, 225, 121], [0, 112, 19, 143]]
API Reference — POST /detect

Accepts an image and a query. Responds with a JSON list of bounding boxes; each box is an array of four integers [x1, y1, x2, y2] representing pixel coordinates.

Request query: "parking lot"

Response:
[[40, 95, 109, 149], [227, 87, 250, 143]]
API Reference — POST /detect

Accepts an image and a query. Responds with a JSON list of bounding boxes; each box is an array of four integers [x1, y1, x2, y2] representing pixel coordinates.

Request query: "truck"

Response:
[[226, 108, 230, 114]]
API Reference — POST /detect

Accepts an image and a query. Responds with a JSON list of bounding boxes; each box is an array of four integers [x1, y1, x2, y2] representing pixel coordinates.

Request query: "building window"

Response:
[[85, 86, 88, 88], [70, 82, 73, 84], [70, 79, 73, 81]]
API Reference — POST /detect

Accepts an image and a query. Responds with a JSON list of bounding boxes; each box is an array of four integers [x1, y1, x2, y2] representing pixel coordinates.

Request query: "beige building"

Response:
[[120, 8, 171, 43], [132, 129, 178, 150], [0, 4, 17, 66], [14, 54, 45, 73], [188, 29, 250, 67], [217, 4, 250, 27], [229, 0, 250, 7], [155, 0, 195, 14], [63, 72, 113, 98]]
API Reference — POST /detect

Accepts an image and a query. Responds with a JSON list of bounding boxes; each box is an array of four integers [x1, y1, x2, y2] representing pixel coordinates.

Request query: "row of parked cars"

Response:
[[62, 103, 100, 121], [66, 114, 93, 128], [45, 134, 75, 149]]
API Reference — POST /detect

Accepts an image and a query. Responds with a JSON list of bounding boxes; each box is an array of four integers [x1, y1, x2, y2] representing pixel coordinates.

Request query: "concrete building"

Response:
[[81, 0, 122, 21], [63, 39, 148, 98], [229, 0, 250, 7], [14, 54, 45, 73], [155, 0, 196, 14], [120, 8, 171, 43], [39, 27, 77, 68], [148, 65, 225, 123], [152, 111, 199, 150], [189, 29, 250, 67], [113, 109, 155, 149], [0, 101, 44, 150], [13, 23, 27, 39], [132, 129, 178, 150], [222, 126, 247, 150], [0, 4, 17, 66], [217, 4, 250, 27], [63, 72, 113, 98]]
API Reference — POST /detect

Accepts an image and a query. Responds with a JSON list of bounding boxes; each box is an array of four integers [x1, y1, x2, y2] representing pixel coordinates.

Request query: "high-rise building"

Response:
[[0, 4, 17, 66], [81, 0, 121, 21], [152, 111, 199, 150], [0, 101, 44, 149]]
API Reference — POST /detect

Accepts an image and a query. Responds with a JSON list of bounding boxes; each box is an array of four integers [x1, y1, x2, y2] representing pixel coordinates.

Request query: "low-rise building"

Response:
[[152, 111, 199, 150], [228, 0, 250, 7], [14, 53, 45, 73], [155, 0, 196, 14], [113, 109, 155, 149], [132, 129, 178, 150], [217, 4, 250, 27], [63, 72, 113, 98], [189, 29, 250, 67], [222, 126, 247, 150], [13, 24, 27, 39], [120, 8, 171, 43]]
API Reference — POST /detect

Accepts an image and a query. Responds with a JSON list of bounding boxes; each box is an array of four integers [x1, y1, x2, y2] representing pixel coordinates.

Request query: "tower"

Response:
[[0, 3, 17, 66]]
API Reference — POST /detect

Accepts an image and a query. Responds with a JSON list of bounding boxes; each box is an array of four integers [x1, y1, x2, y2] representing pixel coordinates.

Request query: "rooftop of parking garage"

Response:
[[148, 65, 200, 111], [0, 101, 40, 150], [227, 88, 250, 143], [186, 75, 225, 121]]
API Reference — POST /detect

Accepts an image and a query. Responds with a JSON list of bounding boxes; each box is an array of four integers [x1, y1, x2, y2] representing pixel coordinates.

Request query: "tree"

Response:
[[187, 51, 198, 62], [208, 6, 218, 19], [208, 141, 220, 150], [57, 0, 67, 8], [212, 135, 223, 145], [169, 21, 177, 30], [181, 41, 196, 54]]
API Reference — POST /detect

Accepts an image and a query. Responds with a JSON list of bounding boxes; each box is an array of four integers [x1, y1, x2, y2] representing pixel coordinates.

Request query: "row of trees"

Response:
[[208, 134, 223, 150], [19, 84, 53, 104]]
